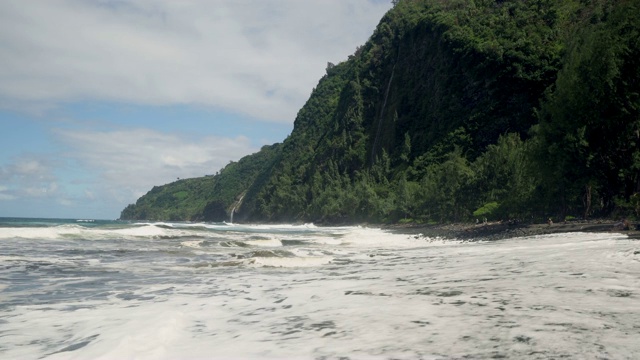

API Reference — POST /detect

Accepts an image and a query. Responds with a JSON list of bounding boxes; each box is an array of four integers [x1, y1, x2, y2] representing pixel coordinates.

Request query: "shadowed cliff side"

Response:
[[121, 0, 640, 224]]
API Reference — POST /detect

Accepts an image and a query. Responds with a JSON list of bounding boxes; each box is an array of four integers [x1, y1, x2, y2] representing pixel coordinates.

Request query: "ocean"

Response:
[[0, 217, 638, 359]]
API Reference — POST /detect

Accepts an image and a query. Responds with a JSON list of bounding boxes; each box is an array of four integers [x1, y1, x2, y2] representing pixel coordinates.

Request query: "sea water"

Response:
[[0, 217, 639, 359]]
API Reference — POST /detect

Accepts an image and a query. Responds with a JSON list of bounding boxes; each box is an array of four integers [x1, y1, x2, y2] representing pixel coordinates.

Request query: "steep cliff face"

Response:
[[120, 143, 281, 221], [242, 0, 567, 222], [121, 0, 640, 223]]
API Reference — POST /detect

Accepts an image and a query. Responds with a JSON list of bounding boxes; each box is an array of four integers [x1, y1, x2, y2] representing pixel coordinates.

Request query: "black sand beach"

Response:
[[387, 220, 640, 241]]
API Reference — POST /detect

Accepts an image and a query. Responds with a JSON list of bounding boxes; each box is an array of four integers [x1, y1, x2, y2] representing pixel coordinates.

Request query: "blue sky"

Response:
[[0, 0, 392, 219]]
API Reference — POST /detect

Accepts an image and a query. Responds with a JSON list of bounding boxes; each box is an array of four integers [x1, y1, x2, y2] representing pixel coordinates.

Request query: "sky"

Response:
[[0, 0, 393, 220]]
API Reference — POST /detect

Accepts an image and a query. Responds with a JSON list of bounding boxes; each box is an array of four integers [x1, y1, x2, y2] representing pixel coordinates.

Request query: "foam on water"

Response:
[[0, 223, 168, 241], [179, 240, 204, 248], [0, 224, 82, 240], [244, 238, 283, 247], [249, 255, 334, 268], [338, 226, 449, 248], [1, 220, 639, 359]]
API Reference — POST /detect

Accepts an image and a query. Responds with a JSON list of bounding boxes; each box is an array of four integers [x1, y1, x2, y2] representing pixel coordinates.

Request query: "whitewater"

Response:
[[0, 218, 639, 359]]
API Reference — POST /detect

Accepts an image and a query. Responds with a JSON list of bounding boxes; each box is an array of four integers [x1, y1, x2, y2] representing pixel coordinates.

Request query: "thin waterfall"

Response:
[[229, 206, 235, 224], [371, 49, 400, 165], [229, 194, 245, 223]]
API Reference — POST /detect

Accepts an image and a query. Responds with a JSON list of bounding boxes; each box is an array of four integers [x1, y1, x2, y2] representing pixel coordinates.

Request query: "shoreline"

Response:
[[384, 220, 640, 241]]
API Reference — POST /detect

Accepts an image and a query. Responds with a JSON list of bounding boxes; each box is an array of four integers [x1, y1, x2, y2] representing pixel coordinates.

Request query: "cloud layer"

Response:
[[0, 1, 392, 218], [0, 126, 258, 218], [0, 0, 391, 123], [54, 127, 256, 198]]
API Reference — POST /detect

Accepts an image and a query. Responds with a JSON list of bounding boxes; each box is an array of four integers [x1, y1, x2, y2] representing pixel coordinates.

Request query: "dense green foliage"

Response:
[[120, 144, 281, 221], [121, 0, 640, 224], [534, 0, 640, 219]]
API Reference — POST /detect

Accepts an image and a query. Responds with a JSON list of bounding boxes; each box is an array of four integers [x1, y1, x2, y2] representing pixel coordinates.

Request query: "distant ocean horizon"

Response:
[[0, 216, 120, 225], [1, 217, 639, 359]]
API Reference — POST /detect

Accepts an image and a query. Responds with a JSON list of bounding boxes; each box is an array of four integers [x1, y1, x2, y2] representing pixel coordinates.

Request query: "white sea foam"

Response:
[[337, 226, 446, 248], [244, 238, 283, 247], [179, 240, 204, 248], [238, 223, 319, 230], [1, 225, 639, 359], [249, 255, 334, 268], [0, 225, 78, 240], [0, 223, 217, 242]]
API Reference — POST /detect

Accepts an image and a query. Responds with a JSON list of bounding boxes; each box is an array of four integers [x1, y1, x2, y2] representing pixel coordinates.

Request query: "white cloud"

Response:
[[24, 182, 59, 198], [0, 185, 16, 201], [0, 194, 16, 201], [0, 1, 393, 218], [1, 156, 55, 184], [0, 127, 257, 215], [0, 155, 60, 203], [0, 0, 391, 123], [53, 127, 258, 203], [13, 159, 49, 177]]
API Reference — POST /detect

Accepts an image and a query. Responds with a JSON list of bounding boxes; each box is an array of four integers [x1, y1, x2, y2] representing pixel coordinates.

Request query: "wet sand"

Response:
[[386, 220, 640, 241]]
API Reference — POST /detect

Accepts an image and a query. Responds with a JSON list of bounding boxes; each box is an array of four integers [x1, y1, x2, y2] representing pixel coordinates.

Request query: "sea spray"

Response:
[[1, 218, 639, 359]]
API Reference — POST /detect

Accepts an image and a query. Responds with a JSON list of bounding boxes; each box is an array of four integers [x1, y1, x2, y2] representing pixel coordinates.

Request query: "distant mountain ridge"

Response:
[[121, 0, 640, 224]]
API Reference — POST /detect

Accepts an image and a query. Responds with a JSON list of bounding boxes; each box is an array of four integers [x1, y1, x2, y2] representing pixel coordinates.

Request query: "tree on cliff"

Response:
[[121, 0, 640, 224]]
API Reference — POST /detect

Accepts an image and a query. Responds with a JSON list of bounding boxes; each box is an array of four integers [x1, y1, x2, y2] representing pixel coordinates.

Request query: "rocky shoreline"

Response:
[[385, 219, 640, 241]]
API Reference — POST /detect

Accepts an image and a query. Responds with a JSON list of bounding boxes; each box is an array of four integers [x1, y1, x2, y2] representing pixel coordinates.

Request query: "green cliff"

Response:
[[121, 0, 640, 224]]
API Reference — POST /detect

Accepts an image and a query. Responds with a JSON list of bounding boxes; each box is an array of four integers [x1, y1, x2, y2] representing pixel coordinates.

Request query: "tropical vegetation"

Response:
[[121, 0, 640, 225]]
